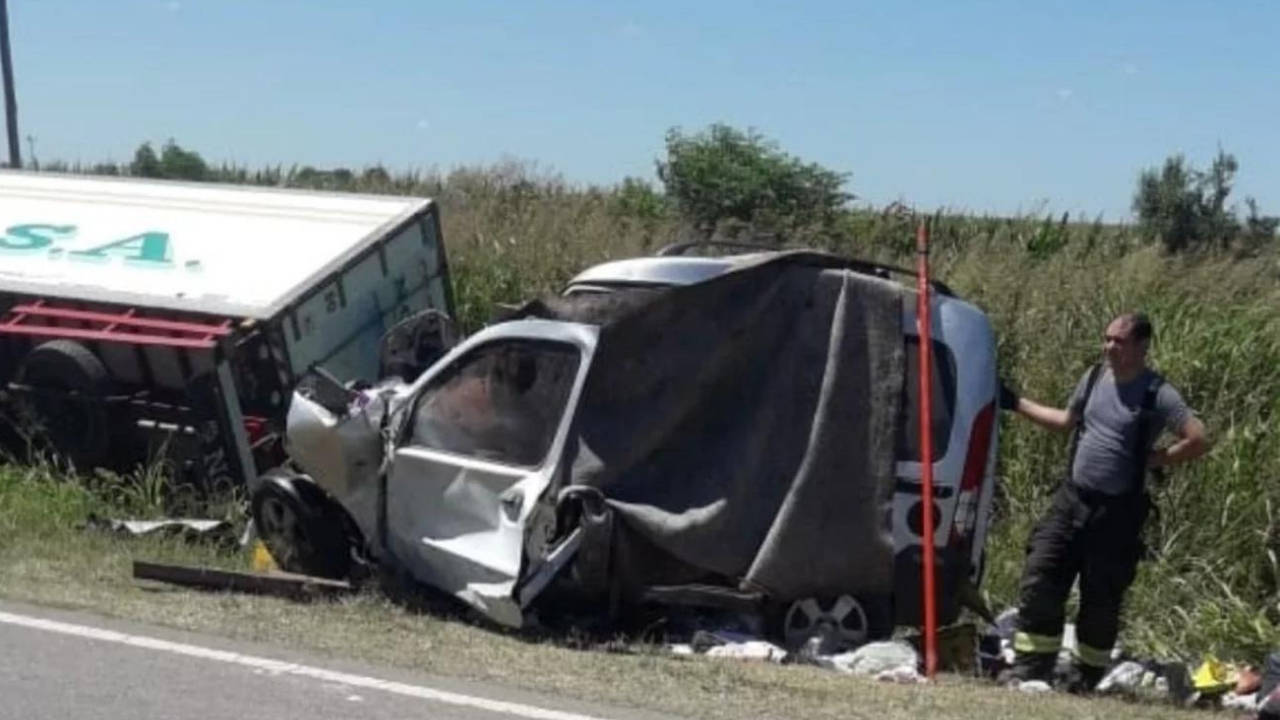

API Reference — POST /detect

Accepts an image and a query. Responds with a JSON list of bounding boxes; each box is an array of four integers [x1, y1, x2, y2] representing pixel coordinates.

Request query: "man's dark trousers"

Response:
[[1012, 481, 1149, 682]]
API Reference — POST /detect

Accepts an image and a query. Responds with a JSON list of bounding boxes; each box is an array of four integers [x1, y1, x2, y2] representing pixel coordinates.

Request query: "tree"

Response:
[[613, 176, 667, 220], [130, 142, 162, 178], [129, 139, 208, 181], [1242, 198, 1280, 251], [159, 139, 208, 181], [361, 164, 391, 187], [1133, 150, 1277, 252], [655, 124, 851, 243]]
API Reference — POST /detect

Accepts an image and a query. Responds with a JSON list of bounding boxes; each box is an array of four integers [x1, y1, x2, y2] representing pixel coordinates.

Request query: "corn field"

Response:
[[27, 158, 1280, 664]]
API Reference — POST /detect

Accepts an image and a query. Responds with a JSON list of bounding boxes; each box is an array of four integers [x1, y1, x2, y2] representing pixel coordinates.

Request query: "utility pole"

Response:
[[0, 0, 20, 169]]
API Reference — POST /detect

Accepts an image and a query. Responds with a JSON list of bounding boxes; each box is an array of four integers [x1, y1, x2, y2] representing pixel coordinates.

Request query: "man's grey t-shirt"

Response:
[[1067, 367, 1193, 495]]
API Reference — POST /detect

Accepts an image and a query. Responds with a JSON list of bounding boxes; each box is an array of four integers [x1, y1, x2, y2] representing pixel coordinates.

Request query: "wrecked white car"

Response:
[[252, 249, 999, 645]]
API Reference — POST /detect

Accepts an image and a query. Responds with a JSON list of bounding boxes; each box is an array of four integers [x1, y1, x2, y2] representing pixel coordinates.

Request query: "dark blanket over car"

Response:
[[515, 252, 906, 612]]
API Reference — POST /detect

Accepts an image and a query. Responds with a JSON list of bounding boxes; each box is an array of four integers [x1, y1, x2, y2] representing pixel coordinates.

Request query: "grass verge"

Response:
[[0, 464, 1236, 720]]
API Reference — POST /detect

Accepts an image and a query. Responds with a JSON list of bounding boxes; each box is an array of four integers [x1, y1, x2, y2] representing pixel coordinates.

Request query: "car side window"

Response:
[[408, 340, 581, 467], [897, 337, 957, 460]]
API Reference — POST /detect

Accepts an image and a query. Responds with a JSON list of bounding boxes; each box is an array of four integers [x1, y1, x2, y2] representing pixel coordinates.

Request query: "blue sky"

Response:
[[6, 0, 1278, 219]]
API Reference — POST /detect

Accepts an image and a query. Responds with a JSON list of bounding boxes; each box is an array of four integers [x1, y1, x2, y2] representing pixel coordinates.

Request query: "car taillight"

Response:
[[244, 416, 269, 446], [950, 401, 995, 545]]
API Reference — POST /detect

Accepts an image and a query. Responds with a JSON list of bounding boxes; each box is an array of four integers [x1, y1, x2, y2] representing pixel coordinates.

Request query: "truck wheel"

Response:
[[251, 472, 352, 580], [14, 340, 113, 470]]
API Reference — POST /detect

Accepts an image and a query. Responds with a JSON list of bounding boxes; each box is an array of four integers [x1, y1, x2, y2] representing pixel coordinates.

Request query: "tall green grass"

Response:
[[430, 171, 1280, 664], [15, 160, 1280, 665], [952, 240, 1280, 662]]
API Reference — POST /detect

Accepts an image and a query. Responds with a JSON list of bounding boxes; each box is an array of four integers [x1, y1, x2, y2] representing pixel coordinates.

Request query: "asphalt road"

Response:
[[0, 600, 671, 720]]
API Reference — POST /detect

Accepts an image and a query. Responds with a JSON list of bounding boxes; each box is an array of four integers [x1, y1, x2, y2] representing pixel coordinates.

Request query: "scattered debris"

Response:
[[873, 665, 924, 685], [814, 641, 919, 678], [705, 641, 788, 663], [1220, 691, 1259, 712], [666, 622, 921, 680], [1091, 660, 1197, 704], [1192, 656, 1237, 696], [86, 515, 238, 546], [669, 626, 799, 666], [979, 608, 1018, 675], [1097, 660, 1147, 694], [690, 629, 759, 652], [1017, 680, 1053, 694]]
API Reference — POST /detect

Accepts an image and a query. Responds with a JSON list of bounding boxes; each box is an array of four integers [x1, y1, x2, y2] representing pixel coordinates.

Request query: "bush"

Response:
[[656, 123, 851, 244], [1133, 150, 1278, 253]]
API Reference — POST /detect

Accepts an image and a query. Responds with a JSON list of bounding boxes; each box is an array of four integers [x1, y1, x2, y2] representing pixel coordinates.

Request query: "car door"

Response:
[[384, 322, 596, 627]]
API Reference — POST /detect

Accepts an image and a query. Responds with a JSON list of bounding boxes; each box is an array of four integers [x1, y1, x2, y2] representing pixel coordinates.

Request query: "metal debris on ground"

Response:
[[85, 515, 238, 546], [131, 560, 353, 601]]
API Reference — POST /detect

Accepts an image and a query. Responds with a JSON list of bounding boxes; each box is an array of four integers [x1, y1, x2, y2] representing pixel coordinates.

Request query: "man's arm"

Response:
[[1012, 396, 1076, 434], [1001, 373, 1086, 434], [1149, 415, 1210, 468]]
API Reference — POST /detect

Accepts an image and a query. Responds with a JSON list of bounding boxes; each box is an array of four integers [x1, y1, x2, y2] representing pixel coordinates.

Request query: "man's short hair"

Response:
[[1116, 312, 1154, 342]]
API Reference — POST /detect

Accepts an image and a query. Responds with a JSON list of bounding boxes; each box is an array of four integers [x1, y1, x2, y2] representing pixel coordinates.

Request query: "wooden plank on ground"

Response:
[[132, 560, 353, 600]]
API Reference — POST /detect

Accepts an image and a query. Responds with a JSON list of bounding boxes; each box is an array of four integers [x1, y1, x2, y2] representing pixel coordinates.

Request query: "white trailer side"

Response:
[[0, 170, 455, 486]]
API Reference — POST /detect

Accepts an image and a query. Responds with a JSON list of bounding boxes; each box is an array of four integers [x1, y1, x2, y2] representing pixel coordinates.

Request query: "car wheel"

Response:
[[777, 594, 894, 653], [251, 473, 352, 580]]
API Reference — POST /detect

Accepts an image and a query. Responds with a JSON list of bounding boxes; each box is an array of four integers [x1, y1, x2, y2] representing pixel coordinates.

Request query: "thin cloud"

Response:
[[1122, 62, 1138, 76], [165, 1, 182, 11], [621, 21, 642, 37], [415, 119, 431, 131], [1057, 88, 1074, 101]]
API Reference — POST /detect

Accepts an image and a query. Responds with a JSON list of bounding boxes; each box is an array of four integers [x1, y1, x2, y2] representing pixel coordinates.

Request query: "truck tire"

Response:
[[251, 471, 353, 580], [14, 339, 113, 470]]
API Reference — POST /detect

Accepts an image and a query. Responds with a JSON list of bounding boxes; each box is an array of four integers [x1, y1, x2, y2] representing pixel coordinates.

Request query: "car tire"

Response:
[[771, 593, 895, 651], [14, 339, 113, 470], [251, 471, 353, 580]]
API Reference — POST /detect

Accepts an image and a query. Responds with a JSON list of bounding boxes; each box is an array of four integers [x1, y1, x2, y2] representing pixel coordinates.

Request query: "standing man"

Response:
[[1000, 312, 1209, 692]]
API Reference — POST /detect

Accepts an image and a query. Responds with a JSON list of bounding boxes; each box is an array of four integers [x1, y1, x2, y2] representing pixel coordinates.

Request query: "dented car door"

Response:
[[384, 321, 597, 626]]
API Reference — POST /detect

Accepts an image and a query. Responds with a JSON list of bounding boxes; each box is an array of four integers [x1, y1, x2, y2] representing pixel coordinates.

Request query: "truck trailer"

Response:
[[0, 169, 455, 490]]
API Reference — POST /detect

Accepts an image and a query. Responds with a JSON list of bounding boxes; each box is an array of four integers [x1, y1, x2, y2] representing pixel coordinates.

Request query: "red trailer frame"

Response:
[[0, 296, 265, 492]]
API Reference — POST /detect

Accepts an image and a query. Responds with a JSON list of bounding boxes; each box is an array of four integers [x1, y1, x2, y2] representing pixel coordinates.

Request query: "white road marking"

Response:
[[0, 610, 609, 720]]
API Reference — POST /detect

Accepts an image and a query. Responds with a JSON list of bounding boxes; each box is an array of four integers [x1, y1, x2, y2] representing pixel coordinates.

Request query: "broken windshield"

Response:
[[408, 339, 581, 467]]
